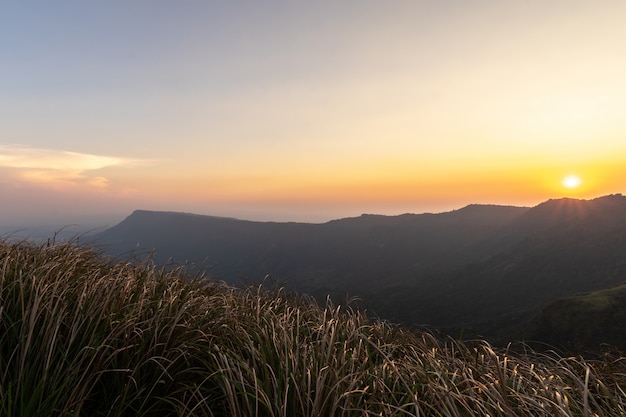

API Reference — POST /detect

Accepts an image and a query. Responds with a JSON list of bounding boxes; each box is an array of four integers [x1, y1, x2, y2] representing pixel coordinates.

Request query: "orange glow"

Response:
[[3, 2, 626, 225], [562, 175, 582, 189], [120, 154, 625, 213]]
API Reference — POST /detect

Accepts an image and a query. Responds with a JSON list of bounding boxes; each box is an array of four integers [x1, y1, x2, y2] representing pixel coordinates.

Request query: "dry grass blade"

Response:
[[0, 239, 624, 416]]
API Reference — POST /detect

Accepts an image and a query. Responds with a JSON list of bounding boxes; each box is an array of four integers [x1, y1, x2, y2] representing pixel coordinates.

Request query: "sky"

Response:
[[2, 1, 626, 228]]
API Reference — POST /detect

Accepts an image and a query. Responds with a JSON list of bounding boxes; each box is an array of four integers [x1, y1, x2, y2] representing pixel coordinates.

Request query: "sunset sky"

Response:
[[2, 1, 626, 228]]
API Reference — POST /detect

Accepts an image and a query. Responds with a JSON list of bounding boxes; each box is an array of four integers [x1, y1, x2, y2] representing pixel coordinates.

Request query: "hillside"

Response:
[[1, 240, 625, 416], [93, 194, 626, 347], [375, 195, 626, 339], [93, 204, 528, 296], [525, 283, 626, 352]]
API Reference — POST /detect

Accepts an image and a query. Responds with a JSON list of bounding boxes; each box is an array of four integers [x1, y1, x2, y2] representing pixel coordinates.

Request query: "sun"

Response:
[[562, 175, 582, 189]]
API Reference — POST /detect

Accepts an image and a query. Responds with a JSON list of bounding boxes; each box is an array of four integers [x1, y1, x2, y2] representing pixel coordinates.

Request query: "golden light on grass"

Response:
[[1, 239, 625, 415]]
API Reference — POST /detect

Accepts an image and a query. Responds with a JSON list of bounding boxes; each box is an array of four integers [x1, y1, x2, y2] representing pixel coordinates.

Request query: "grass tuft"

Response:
[[0, 239, 624, 416]]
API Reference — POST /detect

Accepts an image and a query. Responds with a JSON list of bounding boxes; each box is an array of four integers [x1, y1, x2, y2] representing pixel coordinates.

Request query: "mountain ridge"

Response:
[[93, 194, 626, 349]]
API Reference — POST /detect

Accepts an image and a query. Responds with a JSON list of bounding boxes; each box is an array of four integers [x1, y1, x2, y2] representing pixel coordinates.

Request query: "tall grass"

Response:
[[0, 239, 624, 416]]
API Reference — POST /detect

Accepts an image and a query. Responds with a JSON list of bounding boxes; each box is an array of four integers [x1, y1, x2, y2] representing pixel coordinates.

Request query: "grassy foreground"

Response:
[[0, 240, 625, 416]]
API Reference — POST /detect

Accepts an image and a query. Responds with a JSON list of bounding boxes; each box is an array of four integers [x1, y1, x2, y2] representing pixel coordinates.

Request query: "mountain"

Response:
[[92, 204, 528, 292], [92, 194, 626, 349]]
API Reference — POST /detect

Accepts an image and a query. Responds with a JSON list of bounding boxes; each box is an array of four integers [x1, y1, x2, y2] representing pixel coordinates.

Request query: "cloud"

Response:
[[0, 145, 134, 188]]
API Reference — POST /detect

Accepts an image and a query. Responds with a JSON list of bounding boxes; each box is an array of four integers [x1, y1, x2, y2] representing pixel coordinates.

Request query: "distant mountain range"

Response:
[[92, 194, 626, 351]]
